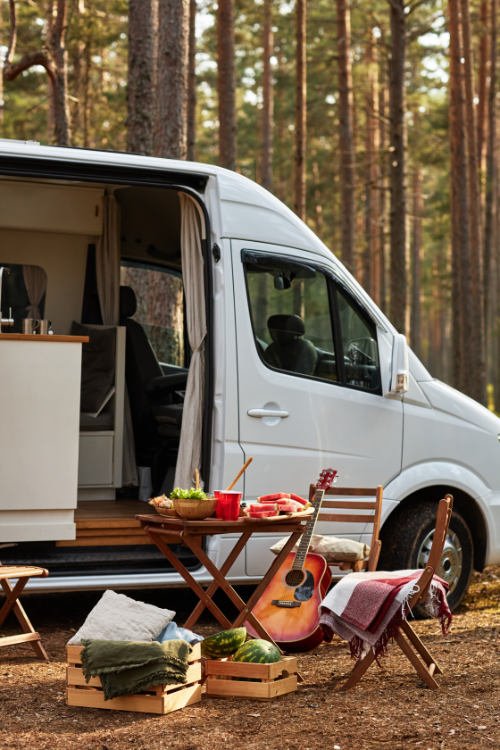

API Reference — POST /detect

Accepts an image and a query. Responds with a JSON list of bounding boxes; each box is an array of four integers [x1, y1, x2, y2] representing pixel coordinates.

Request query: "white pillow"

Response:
[[270, 534, 369, 563], [67, 589, 175, 645]]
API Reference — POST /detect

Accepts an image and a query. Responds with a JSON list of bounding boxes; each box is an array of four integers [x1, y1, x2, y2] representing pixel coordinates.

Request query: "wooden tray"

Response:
[[242, 508, 313, 523]]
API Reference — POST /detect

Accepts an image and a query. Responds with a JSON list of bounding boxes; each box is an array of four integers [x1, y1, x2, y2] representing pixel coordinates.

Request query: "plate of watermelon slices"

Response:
[[242, 492, 313, 521]]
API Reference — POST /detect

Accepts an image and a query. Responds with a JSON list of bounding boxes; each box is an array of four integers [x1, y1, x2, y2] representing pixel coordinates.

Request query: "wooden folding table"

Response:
[[136, 512, 311, 647]]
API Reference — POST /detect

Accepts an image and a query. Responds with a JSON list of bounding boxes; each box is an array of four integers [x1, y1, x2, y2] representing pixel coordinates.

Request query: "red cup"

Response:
[[214, 490, 242, 521]]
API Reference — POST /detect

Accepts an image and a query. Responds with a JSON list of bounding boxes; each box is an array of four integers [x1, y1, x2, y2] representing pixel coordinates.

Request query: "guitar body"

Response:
[[248, 552, 332, 652]]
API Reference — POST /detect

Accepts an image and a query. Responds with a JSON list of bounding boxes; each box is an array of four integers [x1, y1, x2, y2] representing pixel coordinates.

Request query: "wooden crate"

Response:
[[66, 643, 202, 714], [204, 656, 298, 700]]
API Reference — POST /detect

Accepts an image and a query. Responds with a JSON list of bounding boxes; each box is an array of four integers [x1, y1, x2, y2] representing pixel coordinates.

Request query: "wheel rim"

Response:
[[416, 528, 463, 593]]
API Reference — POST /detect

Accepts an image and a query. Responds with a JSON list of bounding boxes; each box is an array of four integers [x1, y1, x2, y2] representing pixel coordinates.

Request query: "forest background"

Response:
[[0, 0, 499, 411]]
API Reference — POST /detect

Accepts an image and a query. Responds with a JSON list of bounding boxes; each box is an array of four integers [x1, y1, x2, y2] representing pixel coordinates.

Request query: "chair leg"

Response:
[[339, 648, 376, 690], [0, 578, 49, 661], [400, 620, 442, 674], [394, 628, 439, 689]]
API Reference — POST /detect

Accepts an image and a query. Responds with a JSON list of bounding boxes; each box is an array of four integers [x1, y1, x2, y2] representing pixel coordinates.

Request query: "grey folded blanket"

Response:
[[81, 638, 191, 700]]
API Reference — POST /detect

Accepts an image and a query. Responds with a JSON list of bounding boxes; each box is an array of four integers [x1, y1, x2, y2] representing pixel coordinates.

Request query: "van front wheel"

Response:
[[379, 501, 473, 611]]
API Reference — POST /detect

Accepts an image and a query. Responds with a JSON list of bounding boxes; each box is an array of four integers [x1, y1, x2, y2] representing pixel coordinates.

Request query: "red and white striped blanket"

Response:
[[319, 569, 452, 659]]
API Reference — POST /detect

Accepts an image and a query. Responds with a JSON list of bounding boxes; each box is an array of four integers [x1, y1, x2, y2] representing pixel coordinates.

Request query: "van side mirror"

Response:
[[389, 333, 409, 394]]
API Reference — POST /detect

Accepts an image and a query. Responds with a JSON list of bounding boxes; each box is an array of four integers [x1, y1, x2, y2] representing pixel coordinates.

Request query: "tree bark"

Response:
[[460, 0, 486, 403], [336, 0, 356, 271], [155, 0, 189, 159], [410, 166, 423, 357], [476, 0, 489, 169], [261, 0, 274, 191], [187, 0, 197, 161], [364, 28, 380, 300], [127, 0, 157, 155], [378, 72, 388, 312], [294, 0, 307, 220], [448, 0, 473, 392], [217, 0, 236, 169], [46, 0, 71, 145], [484, 0, 498, 405], [388, 0, 407, 334]]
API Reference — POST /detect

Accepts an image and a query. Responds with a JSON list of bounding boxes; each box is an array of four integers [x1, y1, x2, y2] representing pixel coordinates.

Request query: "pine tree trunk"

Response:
[[336, 0, 355, 271], [388, 0, 407, 334], [261, 0, 274, 191], [485, 0, 498, 406], [378, 76, 388, 312], [476, 0, 489, 168], [460, 0, 486, 404], [187, 0, 197, 161], [410, 166, 423, 358], [127, 0, 157, 155], [364, 29, 380, 300], [155, 0, 189, 159], [448, 0, 473, 392], [294, 0, 307, 220], [217, 0, 236, 170], [47, 0, 71, 145]]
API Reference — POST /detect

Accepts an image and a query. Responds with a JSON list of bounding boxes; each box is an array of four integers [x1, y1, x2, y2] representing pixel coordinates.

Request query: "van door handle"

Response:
[[247, 408, 289, 419]]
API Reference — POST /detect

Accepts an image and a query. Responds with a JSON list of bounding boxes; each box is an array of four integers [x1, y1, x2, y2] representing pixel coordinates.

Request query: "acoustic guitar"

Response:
[[248, 468, 337, 652]]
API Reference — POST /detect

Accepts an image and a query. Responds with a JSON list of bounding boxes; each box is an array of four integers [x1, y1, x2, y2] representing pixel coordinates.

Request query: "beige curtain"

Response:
[[23, 265, 47, 318], [96, 191, 137, 487], [174, 193, 207, 488], [96, 191, 120, 325]]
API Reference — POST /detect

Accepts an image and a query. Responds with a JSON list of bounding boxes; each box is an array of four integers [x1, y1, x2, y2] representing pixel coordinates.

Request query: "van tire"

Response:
[[379, 501, 473, 612]]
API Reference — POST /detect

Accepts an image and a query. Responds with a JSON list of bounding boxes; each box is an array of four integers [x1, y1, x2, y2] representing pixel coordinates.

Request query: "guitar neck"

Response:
[[292, 489, 324, 570]]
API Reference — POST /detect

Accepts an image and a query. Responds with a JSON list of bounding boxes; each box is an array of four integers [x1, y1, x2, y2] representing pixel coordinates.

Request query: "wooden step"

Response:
[[56, 500, 155, 547]]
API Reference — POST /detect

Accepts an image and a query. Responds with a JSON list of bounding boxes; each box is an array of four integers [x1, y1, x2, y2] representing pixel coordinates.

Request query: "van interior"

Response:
[[0, 171, 209, 577]]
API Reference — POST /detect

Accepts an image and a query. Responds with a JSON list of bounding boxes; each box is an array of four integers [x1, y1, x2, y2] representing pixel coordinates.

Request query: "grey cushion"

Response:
[[67, 589, 175, 645], [71, 322, 116, 415]]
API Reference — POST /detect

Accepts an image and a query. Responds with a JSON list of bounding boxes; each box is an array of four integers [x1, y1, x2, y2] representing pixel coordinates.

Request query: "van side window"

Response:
[[243, 251, 381, 394], [243, 253, 338, 382], [335, 286, 381, 393]]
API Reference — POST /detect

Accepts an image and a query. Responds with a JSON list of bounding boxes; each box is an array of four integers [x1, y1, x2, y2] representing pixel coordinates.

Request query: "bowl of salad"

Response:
[[171, 487, 217, 519]]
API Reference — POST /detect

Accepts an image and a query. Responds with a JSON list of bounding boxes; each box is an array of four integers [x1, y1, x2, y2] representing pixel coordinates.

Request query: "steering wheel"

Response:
[[346, 338, 376, 366]]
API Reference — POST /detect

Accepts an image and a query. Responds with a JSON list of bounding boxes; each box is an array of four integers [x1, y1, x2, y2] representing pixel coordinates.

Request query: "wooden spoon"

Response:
[[225, 457, 253, 491]]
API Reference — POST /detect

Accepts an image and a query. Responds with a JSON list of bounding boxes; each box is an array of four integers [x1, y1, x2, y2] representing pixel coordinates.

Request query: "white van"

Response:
[[0, 139, 499, 610]]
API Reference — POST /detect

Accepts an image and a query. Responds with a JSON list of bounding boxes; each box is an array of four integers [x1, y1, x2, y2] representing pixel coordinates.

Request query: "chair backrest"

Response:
[[310, 484, 384, 571], [408, 493, 454, 609]]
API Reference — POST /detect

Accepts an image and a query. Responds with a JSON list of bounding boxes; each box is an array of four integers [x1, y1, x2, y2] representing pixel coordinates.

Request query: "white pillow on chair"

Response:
[[270, 534, 369, 563], [67, 589, 175, 644]]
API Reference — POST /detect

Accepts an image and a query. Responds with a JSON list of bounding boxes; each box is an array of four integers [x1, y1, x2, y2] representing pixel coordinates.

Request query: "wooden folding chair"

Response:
[[340, 494, 454, 690], [310, 485, 383, 572], [0, 565, 49, 660]]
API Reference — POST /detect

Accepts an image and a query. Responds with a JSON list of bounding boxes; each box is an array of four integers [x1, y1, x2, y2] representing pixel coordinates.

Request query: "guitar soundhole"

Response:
[[285, 569, 306, 588]]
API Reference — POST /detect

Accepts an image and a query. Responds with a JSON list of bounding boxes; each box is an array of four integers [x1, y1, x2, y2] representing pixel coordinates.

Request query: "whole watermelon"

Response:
[[232, 638, 281, 663], [201, 627, 247, 658]]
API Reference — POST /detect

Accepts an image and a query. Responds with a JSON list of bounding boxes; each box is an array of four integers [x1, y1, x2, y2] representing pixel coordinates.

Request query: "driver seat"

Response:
[[263, 314, 318, 376], [119, 286, 186, 484]]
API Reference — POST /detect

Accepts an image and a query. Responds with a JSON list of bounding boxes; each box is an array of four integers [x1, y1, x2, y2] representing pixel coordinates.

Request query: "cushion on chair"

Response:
[[71, 321, 116, 416], [67, 589, 175, 644], [270, 533, 369, 563]]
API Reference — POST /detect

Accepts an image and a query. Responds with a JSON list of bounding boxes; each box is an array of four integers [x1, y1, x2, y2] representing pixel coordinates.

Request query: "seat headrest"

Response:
[[268, 314, 305, 344], [119, 285, 137, 321]]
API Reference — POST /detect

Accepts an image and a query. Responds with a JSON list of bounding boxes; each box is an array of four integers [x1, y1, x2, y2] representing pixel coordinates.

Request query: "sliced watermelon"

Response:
[[248, 502, 278, 518], [257, 492, 291, 503], [276, 499, 303, 513], [290, 492, 308, 505]]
